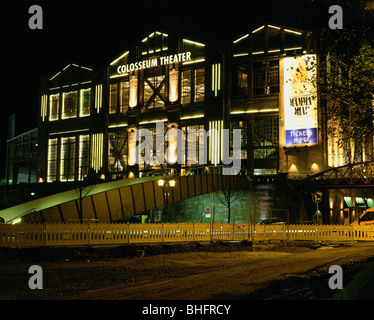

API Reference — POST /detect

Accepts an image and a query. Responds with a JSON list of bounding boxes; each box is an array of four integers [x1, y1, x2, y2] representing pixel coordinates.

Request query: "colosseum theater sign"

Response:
[[115, 51, 192, 75]]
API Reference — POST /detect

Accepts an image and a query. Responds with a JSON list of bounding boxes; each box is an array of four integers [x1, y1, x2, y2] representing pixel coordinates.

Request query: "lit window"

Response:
[[78, 135, 90, 180], [253, 60, 279, 96], [62, 91, 78, 119], [47, 138, 58, 182], [108, 131, 128, 176], [60, 136, 76, 181], [143, 75, 166, 109], [237, 66, 248, 95], [181, 70, 192, 104], [194, 68, 205, 102], [49, 94, 60, 121], [181, 124, 205, 167], [120, 81, 129, 113], [138, 126, 166, 171], [79, 88, 91, 117], [181, 68, 205, 105], [109, 83, 118, 114], [230, 121, 247, 159]]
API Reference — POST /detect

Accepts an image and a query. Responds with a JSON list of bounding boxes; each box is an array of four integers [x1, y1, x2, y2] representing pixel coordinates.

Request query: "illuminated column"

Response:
[[169, 64, 179, 103], [167, 122, 178, 165], [127, 127, 137, 166], [129, 72, 138, 108], [91, 133, 103, 173], [208, 120, 223, 165], [40, 94, 48, 121]]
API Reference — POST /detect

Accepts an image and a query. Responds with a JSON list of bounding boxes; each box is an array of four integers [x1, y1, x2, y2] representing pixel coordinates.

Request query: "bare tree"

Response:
[[215, 176, 240, 223]]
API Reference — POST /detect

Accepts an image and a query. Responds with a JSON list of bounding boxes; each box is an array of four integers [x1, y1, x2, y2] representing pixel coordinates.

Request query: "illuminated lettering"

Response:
[[115, 52, 192, 75]]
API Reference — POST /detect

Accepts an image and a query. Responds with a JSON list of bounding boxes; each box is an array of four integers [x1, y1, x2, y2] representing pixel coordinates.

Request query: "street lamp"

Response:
[[158, 178, 176, 222]]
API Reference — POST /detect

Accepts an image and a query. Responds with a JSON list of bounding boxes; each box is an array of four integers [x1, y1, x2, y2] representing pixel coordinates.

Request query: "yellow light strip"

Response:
[[252, 25, 265, 33], [183, 39, 205, 47], [218, 64, 221, 91], [211, 66, 215, 92], [252, 51, 264, 55], [180, 114, 204, 120], [49, 71, 61, 81], [216, 120, 219, 164], [183, 58, 205, 65], [99, 134, 103, 170], [95, 84, 102, 112], [91, 133, 103, 172], [230, 108, 279, 115], [285, 47, 303, 51], [41, 94, 48, 121], [208, 120, 222, 165], [208, 121, 212, 162], [81, 65, 93, 71], [215, 64, 218, 97], [138, 119, 167, 125], [108, 122, 128, 128], [268, 25, 281, 30], [213, 121, 217, 164], [49, 128, 89, 136], [211, 63, 221, 97], [110, 51, 129, 66], [109, 73, 128, 79], [233, 34, 249, 44], [284, 29, 302, 35], [220, 120, 224, 162], [233, 53, 249, 57]]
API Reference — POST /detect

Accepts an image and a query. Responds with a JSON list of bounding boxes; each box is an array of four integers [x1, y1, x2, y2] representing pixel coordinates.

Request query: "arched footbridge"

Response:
[[302, 162, 374, 188], [0, 169, 251, 224]]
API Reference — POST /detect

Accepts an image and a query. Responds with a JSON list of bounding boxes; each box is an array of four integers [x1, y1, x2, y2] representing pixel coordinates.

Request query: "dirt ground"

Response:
[[1, 240, 374, 300]]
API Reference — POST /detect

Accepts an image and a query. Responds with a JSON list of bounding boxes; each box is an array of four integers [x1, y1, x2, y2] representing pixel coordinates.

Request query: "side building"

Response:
[[230, 23, 322, 177]]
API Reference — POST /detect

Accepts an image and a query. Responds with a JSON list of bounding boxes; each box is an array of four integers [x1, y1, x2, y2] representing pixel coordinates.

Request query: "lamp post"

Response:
[[158, 178, 176, 222]]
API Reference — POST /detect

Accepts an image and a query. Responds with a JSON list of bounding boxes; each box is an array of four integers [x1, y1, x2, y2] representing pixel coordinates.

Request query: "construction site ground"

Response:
[[1, 240, 374, 300]]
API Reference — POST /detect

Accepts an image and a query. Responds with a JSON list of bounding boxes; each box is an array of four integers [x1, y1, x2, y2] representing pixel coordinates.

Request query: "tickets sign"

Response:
[[283, 54, 318, 146]]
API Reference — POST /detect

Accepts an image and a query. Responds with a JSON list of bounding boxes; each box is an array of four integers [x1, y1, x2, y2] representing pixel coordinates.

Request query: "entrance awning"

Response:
[[344, 197, 354, 208], [367, 198, 374, 208], [356, 197, 367, 208]]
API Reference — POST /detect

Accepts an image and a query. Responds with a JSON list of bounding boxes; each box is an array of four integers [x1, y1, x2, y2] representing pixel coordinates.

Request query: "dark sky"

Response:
[[0, 0, 366, 178]]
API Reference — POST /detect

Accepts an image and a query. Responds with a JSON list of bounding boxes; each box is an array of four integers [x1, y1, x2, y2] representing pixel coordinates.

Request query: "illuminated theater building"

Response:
[[35, 23, 367, 224], [38, 23, 321, 182]]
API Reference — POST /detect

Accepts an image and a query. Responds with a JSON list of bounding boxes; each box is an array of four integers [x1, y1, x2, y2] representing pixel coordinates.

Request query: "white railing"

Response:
[[1, 223, 374, 247]]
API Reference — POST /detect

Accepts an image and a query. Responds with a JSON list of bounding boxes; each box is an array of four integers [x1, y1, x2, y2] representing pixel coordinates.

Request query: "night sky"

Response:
[[0, 0, 357, 179]]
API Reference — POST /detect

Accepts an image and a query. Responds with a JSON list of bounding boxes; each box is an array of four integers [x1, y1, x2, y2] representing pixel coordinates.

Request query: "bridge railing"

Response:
[[1, 223, 374, 247]]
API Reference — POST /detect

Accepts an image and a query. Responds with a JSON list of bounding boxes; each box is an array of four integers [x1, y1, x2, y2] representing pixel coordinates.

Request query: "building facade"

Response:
[[37, 23, 325, 184]]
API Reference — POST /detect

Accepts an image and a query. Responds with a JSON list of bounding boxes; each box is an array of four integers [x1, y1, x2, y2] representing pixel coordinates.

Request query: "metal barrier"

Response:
[[1, 223, 374, 247]]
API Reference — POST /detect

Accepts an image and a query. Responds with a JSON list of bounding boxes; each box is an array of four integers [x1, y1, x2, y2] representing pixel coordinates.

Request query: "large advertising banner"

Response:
[[283, 54, 317, 146]]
